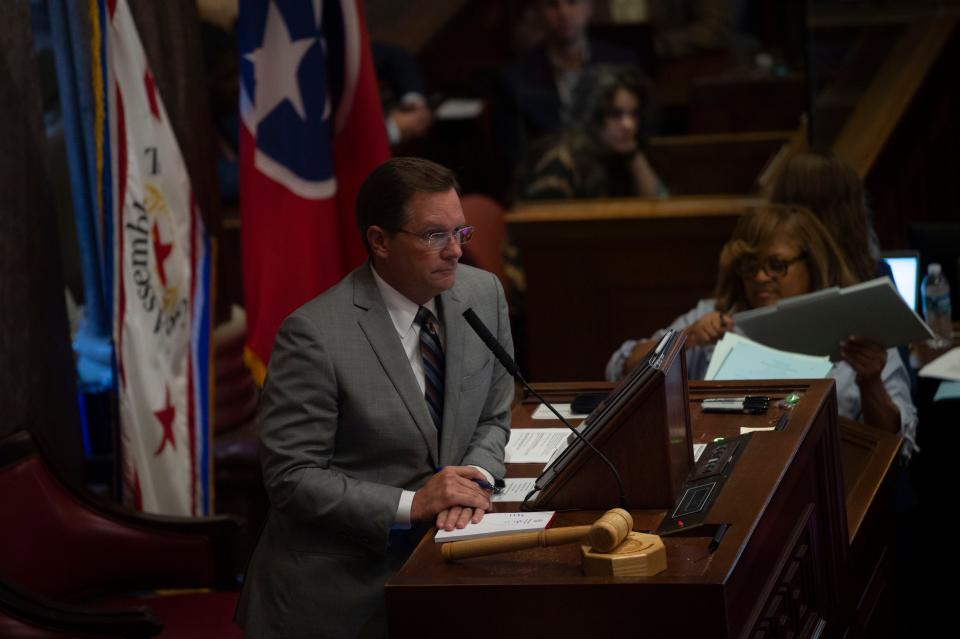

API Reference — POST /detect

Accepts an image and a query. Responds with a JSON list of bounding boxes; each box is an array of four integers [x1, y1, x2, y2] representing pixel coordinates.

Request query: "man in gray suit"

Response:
[[236, 158, 514, 638]]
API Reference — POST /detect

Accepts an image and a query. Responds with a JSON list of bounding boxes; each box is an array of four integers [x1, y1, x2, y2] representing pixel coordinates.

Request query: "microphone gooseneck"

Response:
[[462, 308, 629, 509]]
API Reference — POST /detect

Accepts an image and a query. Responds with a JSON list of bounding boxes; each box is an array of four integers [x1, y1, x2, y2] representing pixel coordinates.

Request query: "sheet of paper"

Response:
[[706, 333, 833, 381], [704, 334, 735, 380], [934, 380, 960, 402], [434, 511, 555, 542], [434, 98, 483, 120], [504, 428, 570, 463], [531, 403, 587, 420], [491, 478, 537, 503], [693, 443, 706, 462], [919, 347, 960, 381]]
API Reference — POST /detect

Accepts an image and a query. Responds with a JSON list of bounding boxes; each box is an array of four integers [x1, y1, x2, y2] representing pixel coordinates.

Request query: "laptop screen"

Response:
[[882, 252, 920, 312]]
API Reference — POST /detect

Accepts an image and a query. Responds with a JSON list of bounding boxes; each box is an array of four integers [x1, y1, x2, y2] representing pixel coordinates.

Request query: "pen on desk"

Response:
[[472, 478, 495, 491], [774, 414, 790, 431], [437, 466, 500, 493], [708, 523, 729, 553]]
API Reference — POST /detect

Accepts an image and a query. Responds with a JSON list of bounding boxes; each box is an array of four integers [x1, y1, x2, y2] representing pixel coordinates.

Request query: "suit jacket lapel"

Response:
[[438, 285, 466, 465], [353, 266, 439, 466]]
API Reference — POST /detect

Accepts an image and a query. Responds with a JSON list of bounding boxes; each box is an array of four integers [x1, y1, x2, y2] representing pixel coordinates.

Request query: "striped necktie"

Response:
[[415, 305, 444, 435]]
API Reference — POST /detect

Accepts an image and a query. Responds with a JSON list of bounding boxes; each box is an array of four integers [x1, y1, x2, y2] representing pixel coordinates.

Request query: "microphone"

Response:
[[462, 308, 629, 509], [462, 308, 520, 377]]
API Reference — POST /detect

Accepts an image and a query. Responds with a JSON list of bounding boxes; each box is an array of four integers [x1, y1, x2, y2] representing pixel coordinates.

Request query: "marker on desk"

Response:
[[708, 523, 729, 553]]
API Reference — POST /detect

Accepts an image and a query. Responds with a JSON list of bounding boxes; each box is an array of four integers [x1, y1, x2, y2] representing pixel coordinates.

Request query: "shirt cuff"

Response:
[[393, 490, 415, 529], [394, 466, 494, 528], [469, 465, 495, 485]]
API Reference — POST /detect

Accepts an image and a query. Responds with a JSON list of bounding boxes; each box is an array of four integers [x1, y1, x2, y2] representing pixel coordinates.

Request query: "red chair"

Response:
[[0, 430, 243, 638], [460, 194, 508, 290]]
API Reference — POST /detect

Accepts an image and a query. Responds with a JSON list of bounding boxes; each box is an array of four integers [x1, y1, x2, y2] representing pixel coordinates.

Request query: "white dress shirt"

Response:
[[371, 265, 494, 527]]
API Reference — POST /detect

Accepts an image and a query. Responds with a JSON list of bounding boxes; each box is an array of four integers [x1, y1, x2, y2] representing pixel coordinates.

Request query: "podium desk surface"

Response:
[[387, 379, 899, 638]]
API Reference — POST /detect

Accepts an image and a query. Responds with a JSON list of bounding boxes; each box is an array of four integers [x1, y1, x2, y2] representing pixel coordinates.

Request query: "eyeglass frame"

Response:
[[736, 252, 807, 279], [393, 224, 475, 250]]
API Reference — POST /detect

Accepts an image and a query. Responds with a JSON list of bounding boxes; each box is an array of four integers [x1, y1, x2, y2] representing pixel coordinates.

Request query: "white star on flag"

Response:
[[244, 0, 315, 123]]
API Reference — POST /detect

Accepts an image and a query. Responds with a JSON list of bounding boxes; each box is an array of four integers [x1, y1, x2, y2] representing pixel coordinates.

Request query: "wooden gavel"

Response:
[[441, 508, 634, 562]]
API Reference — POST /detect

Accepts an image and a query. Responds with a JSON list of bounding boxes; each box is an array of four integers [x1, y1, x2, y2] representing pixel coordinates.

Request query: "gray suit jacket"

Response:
[[236, 263, 513, 638]]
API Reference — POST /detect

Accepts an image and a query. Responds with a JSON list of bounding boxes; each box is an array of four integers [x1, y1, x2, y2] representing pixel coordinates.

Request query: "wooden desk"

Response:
[[386, 380, 900, 638], [507, 197, 761, 381]]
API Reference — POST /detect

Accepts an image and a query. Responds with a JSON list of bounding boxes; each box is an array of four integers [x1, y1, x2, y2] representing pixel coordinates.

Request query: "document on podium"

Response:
[[733, 277, 933, 360], [705, 333, 833, 381], [491, 478, 538, 503], [434, 511, 556, 542], [504, 428, 570, 463]]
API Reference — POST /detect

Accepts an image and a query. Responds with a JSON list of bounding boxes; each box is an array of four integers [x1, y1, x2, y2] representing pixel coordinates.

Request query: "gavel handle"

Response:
[[441, 525, 591, 562]]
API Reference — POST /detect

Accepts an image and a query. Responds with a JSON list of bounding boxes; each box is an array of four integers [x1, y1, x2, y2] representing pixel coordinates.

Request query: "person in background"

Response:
[[605, 204, 917, 454], [519, 64, 664, 199], [647, 0, 736, 59], [770, 150, 882, 283], [372, 42, 432, 147], [494, 0, 641, 192]]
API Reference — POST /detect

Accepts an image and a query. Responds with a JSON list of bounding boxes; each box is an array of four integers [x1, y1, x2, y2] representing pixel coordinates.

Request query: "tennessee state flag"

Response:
[[239, 0, 389, 383]]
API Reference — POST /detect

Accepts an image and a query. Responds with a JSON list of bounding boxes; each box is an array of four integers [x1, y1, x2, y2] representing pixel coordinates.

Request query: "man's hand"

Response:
[[388, 103, 432, 143], [411, 466, 492, 530], [685, 311, 733, 348], [435, 506, 487, 532]]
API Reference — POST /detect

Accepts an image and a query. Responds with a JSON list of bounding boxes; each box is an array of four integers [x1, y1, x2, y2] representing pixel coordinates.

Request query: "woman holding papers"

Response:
[[606, 205, 917, 454]]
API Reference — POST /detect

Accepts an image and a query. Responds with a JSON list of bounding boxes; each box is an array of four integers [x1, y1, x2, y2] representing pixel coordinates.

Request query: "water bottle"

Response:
[[921, 263, 953, 347]]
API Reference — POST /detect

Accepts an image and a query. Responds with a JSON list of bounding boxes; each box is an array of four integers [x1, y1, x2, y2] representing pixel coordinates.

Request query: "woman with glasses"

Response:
[[606, 204, 917, 452], [518, 65, 665, 200]]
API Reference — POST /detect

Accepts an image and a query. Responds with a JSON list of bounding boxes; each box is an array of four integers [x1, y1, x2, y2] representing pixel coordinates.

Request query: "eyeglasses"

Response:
[[396, 225, 475, 250], [736, 253, 806, 279]]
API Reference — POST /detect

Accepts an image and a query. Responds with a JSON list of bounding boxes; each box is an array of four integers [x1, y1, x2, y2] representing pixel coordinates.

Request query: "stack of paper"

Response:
[[705, 333, 833, 381], [919, 348, 960, 403], [734, 277, 933, 360], [434, 511, 555, 542]]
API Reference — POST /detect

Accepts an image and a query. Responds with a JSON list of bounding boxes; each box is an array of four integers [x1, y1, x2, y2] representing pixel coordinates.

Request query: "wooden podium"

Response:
[[386, 380, 901, 638], [529, 332, 691, 510]]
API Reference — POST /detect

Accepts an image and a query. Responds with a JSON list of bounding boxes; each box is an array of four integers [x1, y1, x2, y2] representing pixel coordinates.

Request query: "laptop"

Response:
[[881, 250, 920, 313]]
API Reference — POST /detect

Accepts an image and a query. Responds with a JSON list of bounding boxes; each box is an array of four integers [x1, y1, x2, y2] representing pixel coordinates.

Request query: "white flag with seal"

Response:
[[106, 0, 212, 516]]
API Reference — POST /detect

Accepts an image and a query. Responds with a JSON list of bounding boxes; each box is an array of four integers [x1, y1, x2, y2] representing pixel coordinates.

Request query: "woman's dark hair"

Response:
[[770, 151, 876, 282], [565, 64, 650, 149]]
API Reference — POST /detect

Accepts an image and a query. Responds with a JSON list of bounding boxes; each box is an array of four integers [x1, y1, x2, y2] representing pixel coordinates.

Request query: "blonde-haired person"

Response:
[[606, 204, 917, 453], [771, 151, 880, 283]]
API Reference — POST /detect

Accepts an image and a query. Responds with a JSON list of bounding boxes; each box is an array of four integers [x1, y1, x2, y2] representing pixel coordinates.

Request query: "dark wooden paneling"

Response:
[[865, 27, 960, 249], [647, 132, 789, 195], [509, 197, 758, 380], [0, 0, 82, 486]]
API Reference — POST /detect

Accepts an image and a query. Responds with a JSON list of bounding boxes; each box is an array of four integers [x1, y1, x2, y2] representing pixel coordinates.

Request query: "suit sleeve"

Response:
[[459, 273, 514, 479], [258, 312, 401, 555]]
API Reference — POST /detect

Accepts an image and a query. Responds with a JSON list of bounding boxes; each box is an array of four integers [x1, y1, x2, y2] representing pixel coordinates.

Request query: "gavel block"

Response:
[[580, 532, 666, 577]]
